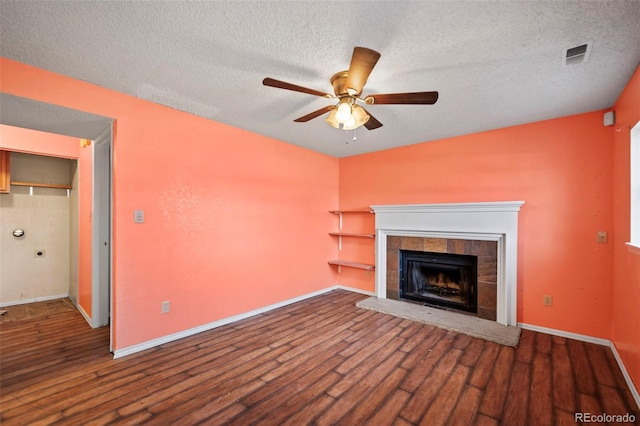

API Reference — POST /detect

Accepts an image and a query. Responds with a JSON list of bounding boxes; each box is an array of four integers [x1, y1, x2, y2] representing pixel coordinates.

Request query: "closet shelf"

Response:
[[11, 181, 72, 190]]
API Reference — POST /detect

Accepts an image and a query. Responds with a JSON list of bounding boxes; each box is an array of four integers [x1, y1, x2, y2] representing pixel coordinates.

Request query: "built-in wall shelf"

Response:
[[329, 209, 374, 214], [330, 209, 373, 230], [328, 260, 375, 271], [11, 181, 72, 190], [329, 232, 375, 238], [329, 208, 376, 274], [330, 231, 375, 250]]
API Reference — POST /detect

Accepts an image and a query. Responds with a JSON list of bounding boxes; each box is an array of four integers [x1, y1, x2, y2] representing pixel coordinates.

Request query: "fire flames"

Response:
[[426, 272, 461, 291]]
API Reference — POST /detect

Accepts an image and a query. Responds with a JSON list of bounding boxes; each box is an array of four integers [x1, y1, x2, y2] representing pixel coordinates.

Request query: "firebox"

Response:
[[399, 250, 478, 313]]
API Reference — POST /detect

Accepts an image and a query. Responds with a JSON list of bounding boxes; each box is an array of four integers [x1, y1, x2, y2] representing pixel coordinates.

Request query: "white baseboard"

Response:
[[519, 322, 639, 409], [610, 342, 640, 410], [518, 322, 610, 346], [0, 293, 69, 308], [76, 303, 93, 328], [336, 284, 375, 297], [113, 286, 342, 359]]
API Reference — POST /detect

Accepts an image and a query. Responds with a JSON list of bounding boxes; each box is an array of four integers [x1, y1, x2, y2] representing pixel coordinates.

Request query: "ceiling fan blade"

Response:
[[293, 105, 335, 122], [362, 108, 383, 130], [364, 91, 439, 105], [344, 47, 381, 95], [263, 78, 330, 98]]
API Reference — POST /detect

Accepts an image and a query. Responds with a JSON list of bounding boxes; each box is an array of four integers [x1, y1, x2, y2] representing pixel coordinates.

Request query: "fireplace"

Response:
[[372, 202, 525, 326], [400, 250, 477, 313]]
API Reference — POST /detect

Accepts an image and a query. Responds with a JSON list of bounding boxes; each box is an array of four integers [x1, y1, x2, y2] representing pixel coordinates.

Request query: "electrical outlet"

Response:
[[596, 231, 608, 244], [543, 295, 553, 307], [161, 301, 170, 314]]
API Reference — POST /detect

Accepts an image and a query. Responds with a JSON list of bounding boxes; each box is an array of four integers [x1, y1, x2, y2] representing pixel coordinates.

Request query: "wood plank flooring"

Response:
[[1, 290, 638, 425], [0, 298, 76, 323]]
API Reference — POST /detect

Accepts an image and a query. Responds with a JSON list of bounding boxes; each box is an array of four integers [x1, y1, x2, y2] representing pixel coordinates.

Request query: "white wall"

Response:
[[0, 153, 75, 305]]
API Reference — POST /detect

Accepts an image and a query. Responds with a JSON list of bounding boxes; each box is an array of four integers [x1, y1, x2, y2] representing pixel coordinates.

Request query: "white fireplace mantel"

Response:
[[371, 201, 525, 326]]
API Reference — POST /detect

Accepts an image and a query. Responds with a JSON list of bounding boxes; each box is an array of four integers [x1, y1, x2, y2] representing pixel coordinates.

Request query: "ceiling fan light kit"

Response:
[[325, 96, 371, 130], [263, 47, 439, 132], [344, 105, 370, 130], [335, 101, 353, 123]]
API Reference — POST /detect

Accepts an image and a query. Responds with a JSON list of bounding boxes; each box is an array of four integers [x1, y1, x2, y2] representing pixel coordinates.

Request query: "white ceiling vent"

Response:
[[562, 42, 592, 67]]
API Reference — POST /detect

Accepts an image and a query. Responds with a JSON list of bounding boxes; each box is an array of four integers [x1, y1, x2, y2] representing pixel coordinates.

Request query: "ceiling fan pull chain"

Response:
[[344, 128, 358, 145], [346, 128, 357, 144]]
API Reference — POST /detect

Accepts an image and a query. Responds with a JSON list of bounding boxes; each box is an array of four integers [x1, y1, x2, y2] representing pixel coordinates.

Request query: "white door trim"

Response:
[[91, 124, 112, 343]]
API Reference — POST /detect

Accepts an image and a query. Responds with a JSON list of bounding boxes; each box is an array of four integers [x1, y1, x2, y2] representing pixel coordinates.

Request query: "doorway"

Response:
[[0, 93, 115, 351]]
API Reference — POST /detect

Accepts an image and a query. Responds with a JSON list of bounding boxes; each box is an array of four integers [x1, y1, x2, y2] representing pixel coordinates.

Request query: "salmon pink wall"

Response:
[[611, 66, 640, 392], [0, 124, 93, 317], [0, 58, 338, 351], [339, 111, 614, 339], [77, 144, 92, 316], [0, 124, 79, 157]]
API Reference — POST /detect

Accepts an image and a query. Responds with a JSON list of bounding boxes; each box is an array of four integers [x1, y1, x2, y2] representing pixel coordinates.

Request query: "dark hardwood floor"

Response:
[[1, 290, 638, 425], [0, 298, 75, 323]]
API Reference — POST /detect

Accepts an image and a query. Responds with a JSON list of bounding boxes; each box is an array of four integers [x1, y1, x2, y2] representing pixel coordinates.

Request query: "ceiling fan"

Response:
[[263, 47, 439, 131]]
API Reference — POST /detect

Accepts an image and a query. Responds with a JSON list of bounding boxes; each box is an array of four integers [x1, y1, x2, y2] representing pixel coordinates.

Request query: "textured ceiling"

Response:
[[1, 1, 639, 157]]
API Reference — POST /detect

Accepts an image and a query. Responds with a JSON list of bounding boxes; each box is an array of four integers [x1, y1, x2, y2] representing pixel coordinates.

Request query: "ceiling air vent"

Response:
[[563, 42, 592, 66]]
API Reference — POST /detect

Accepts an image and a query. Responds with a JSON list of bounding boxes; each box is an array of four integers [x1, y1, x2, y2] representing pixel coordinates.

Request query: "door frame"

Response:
[[0, 93, 115, 350], [91, 124, 113, 350]]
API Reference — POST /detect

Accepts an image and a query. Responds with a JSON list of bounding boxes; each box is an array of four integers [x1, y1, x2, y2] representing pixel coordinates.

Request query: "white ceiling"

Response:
[[1, 1, 639, 158]]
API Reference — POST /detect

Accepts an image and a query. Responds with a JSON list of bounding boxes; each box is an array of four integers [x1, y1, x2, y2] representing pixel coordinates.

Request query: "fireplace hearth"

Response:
[[400, 250, 477, 313]]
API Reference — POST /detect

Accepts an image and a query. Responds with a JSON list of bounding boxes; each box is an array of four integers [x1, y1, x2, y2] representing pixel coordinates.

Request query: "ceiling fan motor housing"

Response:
[[330, 71, 353, 96]]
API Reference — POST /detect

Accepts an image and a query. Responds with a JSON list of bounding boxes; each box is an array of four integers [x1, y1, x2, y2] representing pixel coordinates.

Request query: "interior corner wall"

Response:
[[0, 58, 339, 351], [611, 65, 640, 393], [339, 110, 614, 340]]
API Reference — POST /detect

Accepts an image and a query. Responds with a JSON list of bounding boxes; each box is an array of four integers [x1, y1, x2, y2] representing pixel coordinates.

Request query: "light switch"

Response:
[[134, 210, 145, 224]]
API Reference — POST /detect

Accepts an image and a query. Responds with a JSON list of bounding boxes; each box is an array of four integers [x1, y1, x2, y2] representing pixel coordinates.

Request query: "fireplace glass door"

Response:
[[400, 250, 477, 313]]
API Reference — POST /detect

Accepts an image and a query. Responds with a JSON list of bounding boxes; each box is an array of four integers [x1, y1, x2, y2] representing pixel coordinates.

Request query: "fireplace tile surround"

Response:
[[371, 202, 524, 326], [386, 236, 498, 321]]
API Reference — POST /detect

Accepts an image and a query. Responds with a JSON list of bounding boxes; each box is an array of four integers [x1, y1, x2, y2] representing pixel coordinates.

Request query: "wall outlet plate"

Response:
[[596, 231, 608, 244], [161, 301, 170, 314]]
